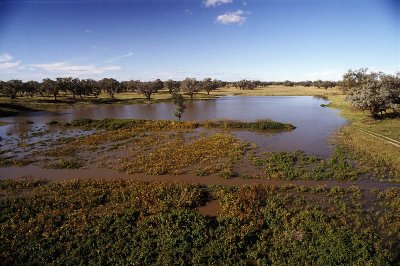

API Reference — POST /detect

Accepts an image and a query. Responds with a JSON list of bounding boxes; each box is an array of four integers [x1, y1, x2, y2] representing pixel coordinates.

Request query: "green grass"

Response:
[[327, 95, 400, 174]]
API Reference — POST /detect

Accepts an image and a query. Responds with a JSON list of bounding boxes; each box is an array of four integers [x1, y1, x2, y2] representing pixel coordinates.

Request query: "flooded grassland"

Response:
[[1, 96, 400, 264]]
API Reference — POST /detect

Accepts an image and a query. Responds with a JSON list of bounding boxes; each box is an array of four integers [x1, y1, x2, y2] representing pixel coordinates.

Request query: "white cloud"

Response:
[[31, 62, 121, 75], [0, 53, 13, 62], [85, 29, 94, 33], [204, 0, 232, 7], [216, 10, 248, 25], [104, 52, 133, 63], [0, 53, 24, 71], [0, 60, 22, 70]]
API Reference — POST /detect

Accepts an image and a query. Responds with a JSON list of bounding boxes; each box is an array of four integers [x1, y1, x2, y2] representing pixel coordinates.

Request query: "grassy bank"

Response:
[[0, 179, 399, 265], [327, 95, 400, 173]]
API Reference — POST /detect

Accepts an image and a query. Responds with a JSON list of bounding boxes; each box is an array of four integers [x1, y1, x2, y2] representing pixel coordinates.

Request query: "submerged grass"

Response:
[[248, 148, 362, 180], [117, 133, 247, 176], [0, 179, 398, 265], [69, 118, 295, 132]]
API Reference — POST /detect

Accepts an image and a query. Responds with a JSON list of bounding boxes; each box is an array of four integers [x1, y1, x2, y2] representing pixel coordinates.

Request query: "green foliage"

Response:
[[249, 148, 362, 180], [69, 118, 295, 132], [0, 180, 398, 265], [342, 69, 400, 118], [203, 119, 296, 130]]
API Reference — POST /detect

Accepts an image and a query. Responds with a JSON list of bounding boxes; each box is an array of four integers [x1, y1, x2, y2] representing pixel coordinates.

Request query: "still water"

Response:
[[0, 96, 347, 157]]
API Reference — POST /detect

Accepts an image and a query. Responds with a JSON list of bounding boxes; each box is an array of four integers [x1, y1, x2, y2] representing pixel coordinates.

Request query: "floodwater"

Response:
[[0, 96, 347, 157]]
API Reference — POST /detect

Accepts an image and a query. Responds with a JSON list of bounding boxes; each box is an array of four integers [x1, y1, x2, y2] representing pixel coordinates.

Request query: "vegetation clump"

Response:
[[342, 69, 400, 118], [203, 119, 295, 130], [69, 118, 295, 132], [118, 133, 246, 175], [249, 148, 362, 180]]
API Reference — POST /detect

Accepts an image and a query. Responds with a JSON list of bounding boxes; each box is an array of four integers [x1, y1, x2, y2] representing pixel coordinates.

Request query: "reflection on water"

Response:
[[0, 96, 347, 157]]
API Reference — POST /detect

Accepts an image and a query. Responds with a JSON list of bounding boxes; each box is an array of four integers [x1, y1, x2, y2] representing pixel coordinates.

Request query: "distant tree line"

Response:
[[341, 69, 400, 118], [0, 78, 226, 101], [231, 79, 338, 90]]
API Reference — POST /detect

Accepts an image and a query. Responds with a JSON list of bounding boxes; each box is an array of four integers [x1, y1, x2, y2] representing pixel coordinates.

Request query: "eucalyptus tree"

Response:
[[80, 79, 97, 98], [42, 78, 58, 100], [180, 78, 199, 100], [99, 78, 120, 98], [342, 69, 400, 118], [2, 80, 23, 99], [123, 80, 140, 92], [138, 79, 163, 102], [201, 78, 219, 95], [23, 80, 40, 97], [56, 77, 70, 97], [164, 79, 180, 94]]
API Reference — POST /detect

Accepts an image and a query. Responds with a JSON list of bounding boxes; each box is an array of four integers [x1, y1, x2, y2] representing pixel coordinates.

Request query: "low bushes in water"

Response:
[[69, 118, 295, 131]]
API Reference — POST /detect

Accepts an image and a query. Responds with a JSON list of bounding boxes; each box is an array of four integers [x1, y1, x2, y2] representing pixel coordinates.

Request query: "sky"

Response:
[[0, 0, 399, 81]]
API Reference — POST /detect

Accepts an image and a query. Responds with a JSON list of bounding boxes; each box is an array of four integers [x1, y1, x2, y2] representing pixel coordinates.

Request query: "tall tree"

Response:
[[23, 80, 40, 98], [42, 78, 58, 100], [165, 79, 180, 94], [99, 78, 120, 98], [180, 78, 199, 100], [201, 78, 218, 95], [138, 79, 163, 102], [2, 80, 23, 99]]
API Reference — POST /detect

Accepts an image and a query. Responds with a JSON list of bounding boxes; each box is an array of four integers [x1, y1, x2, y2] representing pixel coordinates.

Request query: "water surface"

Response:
[[0, 96, 347, 157]]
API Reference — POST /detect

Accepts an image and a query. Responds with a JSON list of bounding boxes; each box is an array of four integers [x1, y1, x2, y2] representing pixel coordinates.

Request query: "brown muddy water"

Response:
[[1, 166, 398, 190], [0, 96, 347, 157]]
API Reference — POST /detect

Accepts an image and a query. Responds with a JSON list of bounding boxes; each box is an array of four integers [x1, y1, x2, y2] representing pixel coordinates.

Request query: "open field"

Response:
[[211, 85, 342, 97]]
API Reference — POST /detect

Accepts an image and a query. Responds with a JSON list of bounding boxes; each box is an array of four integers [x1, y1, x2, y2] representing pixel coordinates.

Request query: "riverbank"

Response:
[[0, 85, 338, 116]]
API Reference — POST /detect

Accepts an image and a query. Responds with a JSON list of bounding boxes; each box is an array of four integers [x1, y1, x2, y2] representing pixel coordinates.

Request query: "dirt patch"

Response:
[[197, 200, 221, 217]]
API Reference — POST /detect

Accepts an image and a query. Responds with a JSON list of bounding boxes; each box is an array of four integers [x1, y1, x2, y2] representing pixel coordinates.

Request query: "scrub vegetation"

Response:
[[0, 179, 399, 265]]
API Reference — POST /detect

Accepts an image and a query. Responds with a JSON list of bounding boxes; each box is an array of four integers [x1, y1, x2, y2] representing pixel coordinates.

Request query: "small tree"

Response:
[[172, 92, 185, 121]]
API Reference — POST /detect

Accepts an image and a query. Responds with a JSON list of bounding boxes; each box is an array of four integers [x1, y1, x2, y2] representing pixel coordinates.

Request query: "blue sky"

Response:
[[0, 0, 398, 81]]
